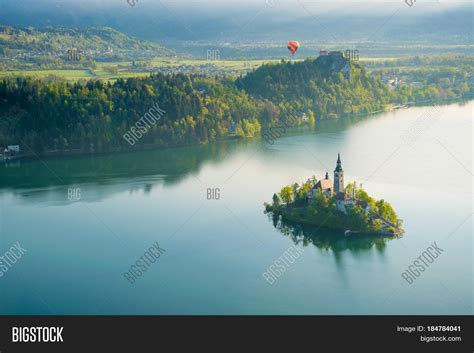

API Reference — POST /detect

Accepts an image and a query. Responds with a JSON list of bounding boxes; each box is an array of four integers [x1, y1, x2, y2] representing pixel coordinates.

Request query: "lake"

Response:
[[0, 101, 472, 314]]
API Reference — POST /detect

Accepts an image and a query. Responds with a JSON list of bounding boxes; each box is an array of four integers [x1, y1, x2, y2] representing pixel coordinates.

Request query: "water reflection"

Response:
[[0, 109, 384, 194], [0, 141, 242, 191], [268, 213, 396, 253]]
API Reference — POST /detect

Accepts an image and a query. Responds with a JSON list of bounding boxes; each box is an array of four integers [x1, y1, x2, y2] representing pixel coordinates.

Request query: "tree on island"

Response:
[[265, 177, 401, 235], [279, 186, 294, 205]]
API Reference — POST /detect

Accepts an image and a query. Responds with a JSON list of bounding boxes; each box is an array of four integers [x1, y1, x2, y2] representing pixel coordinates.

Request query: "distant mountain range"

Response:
[[0, 0, 471, 45], [0, 0, 472, 59]]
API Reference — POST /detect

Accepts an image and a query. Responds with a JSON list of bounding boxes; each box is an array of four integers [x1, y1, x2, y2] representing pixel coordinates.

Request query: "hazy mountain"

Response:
[[0, 26, 170, 53], [0, 0, 471, 56]]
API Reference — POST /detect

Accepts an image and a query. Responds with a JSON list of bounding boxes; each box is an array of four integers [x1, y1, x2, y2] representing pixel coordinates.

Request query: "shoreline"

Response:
[[268, 210, 403, 237], [2, 96, 471, 164]]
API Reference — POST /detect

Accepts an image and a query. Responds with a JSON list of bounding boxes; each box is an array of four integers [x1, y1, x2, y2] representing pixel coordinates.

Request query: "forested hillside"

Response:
[[237, 57, 391, 118], [237, 57, 472, 118], [0, 26, 173, 71], [0, 26, 169, 53], [0, 56, 470, 154], [0, 74, 270, 153]]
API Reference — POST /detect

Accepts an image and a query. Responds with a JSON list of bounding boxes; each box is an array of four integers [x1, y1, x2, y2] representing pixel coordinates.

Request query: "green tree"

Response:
[[279, 186, 294, 205], [272, 193, 281, 208]]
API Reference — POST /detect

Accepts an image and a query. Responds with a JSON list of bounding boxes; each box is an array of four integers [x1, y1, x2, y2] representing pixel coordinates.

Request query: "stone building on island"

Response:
[[308, 153, 370, 214], [308, 171, 333, 198]]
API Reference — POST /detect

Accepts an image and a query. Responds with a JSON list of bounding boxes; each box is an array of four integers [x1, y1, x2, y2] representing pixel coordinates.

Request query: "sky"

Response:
[[0, 0, 471, 43]]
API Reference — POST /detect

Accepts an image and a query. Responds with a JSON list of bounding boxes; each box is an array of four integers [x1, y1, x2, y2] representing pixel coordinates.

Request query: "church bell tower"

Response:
[[334, 153, 344, 194]]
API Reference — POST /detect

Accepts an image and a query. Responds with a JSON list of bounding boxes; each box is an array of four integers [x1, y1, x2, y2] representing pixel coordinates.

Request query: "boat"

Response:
[[344, 229, 362, 236]]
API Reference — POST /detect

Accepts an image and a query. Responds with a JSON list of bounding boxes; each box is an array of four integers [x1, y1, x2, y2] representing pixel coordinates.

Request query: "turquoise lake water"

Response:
[[0, 101, 472, 314]]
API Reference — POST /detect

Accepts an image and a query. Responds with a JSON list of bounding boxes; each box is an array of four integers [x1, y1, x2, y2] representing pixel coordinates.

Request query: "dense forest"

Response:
[[0, 74, 270, 153], [237, 56, 391, 118], [0, 56, 471, 154], [237, 56, 473, 114]]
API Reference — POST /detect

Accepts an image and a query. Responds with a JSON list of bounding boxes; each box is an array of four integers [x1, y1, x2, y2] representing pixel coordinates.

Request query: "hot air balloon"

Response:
[[287, 41, 300, 55]]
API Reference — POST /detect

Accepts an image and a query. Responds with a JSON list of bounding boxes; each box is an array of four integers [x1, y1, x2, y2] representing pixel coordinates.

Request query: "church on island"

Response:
[[308, 153, 371, 214], [265, 153, 403, 236]]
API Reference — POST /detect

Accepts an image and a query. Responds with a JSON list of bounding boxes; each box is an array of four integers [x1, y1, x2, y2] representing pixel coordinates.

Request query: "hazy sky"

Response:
[[1, 0, 470, 43], [4, 0, 469, 12]]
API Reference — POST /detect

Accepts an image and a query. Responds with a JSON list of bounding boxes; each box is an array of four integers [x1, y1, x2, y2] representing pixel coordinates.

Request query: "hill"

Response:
[[237, 55, 392, 118], [0, 74, 267, 154], [0, 26, 169, 52], [0, 26, 173, 70], [0, 54, 469, 155], [237, 55, 472, 120]]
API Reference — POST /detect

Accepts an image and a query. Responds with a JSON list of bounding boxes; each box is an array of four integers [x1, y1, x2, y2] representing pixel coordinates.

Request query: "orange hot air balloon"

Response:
[[287, 41, 300, 55]]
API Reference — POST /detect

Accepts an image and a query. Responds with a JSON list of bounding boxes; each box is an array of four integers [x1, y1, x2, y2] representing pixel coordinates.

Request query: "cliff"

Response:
[[314, 54, 351, 79]]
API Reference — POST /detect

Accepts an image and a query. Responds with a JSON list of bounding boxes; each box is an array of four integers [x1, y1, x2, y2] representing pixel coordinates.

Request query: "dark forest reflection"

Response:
[[0, 140, 244, 191], [268, 213, 397, 253], [0, 110, 381, 192]]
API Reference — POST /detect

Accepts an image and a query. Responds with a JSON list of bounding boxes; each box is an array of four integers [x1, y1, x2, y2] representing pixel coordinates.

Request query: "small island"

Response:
[[264, 154, 404, 236]]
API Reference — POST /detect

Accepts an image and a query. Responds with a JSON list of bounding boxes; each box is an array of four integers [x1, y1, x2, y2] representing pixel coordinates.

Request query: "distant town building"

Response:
[[3, 145, 21, 154], [7, 145, 20, 153], [319, 50, 344, 57], [387, 77, 401, 89], [2, 145, 20, 162]]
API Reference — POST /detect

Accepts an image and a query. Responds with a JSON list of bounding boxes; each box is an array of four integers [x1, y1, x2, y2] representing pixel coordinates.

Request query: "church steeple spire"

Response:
[[334, 153, 343, 172], [334, 153, 344, 194]]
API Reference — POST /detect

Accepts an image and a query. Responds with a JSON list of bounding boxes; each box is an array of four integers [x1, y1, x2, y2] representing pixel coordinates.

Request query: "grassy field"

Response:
[[0, 69, 95, 80], [0, 57, 287, 81], [0, 67, 157, 81], [0, 56, 399, 82]]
